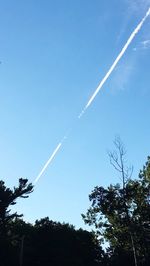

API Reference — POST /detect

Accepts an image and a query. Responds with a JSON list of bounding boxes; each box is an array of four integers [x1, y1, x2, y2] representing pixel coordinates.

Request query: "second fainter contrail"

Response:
[[34, 7, 150, 184]]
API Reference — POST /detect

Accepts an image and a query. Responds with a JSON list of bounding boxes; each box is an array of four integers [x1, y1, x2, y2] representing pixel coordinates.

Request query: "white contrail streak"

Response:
[[34, 8, 150, 184], [34, 129, 72, 184], [78, 7, 150, 118], [34, 142, 62, 184]]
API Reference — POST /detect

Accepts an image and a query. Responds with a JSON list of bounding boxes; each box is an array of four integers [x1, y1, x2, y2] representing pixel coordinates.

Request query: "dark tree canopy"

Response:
[[0, 216, 105, 266], [82, 156, 150, 266], [0, 155, 149, 266], [0, 179, 105, 266], [0, 178, 33, 266], [0, 178, 33, 227]]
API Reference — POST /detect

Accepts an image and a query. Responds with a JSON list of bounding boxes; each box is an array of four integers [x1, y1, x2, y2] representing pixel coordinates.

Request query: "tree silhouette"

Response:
[[0, 178, 33, 266], [82, 150, 150, 266]]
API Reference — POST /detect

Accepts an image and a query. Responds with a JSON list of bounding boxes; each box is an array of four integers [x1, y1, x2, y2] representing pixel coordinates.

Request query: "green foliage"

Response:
[[31, 217, 104, 266], [82, 157, 150, 265], [0, 156, 149, 266], [0, 178, 33, 266], [0, 178, 33, 226], [1, 217, 104, 266], [0, 178, 104, 266]]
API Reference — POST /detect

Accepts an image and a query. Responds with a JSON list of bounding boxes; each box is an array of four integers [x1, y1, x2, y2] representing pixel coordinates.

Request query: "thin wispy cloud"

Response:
[[110, 61, 134, 92], [34, 7, 150, 184], [133, 39, 150, 51], [78, 7, 150, 118], [141, 39, 150, 48], [127, 1, 150, 45], [117, 0, 150, 45], [126, 0, 150, 13]]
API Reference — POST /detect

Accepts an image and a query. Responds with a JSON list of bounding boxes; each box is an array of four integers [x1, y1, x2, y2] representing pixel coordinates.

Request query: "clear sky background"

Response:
[[0, 0, 150, 229]]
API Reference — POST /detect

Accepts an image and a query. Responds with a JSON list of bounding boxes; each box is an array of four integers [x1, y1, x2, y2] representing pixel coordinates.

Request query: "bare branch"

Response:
[[108, 137, 133, 188]]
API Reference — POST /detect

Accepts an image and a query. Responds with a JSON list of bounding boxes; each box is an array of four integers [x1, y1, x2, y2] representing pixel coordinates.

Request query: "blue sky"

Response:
[[0, 0, 150, 229]]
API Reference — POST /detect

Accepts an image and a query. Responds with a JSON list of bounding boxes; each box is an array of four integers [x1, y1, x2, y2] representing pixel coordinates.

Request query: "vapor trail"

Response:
[[34, 8, 150, 184], [34, 142, 62, 184], [78, 7, 150, 118]]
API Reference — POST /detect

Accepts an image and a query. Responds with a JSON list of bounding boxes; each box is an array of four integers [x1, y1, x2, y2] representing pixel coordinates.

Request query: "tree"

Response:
[[0, 178, 33, 228], [108, 137, 137, 266], [0, 178, 33, 266], [108, 137, 133, 189], [82, 140, 150, 266], [31, 217, 104, 266], [9, 217, 105, 266]]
